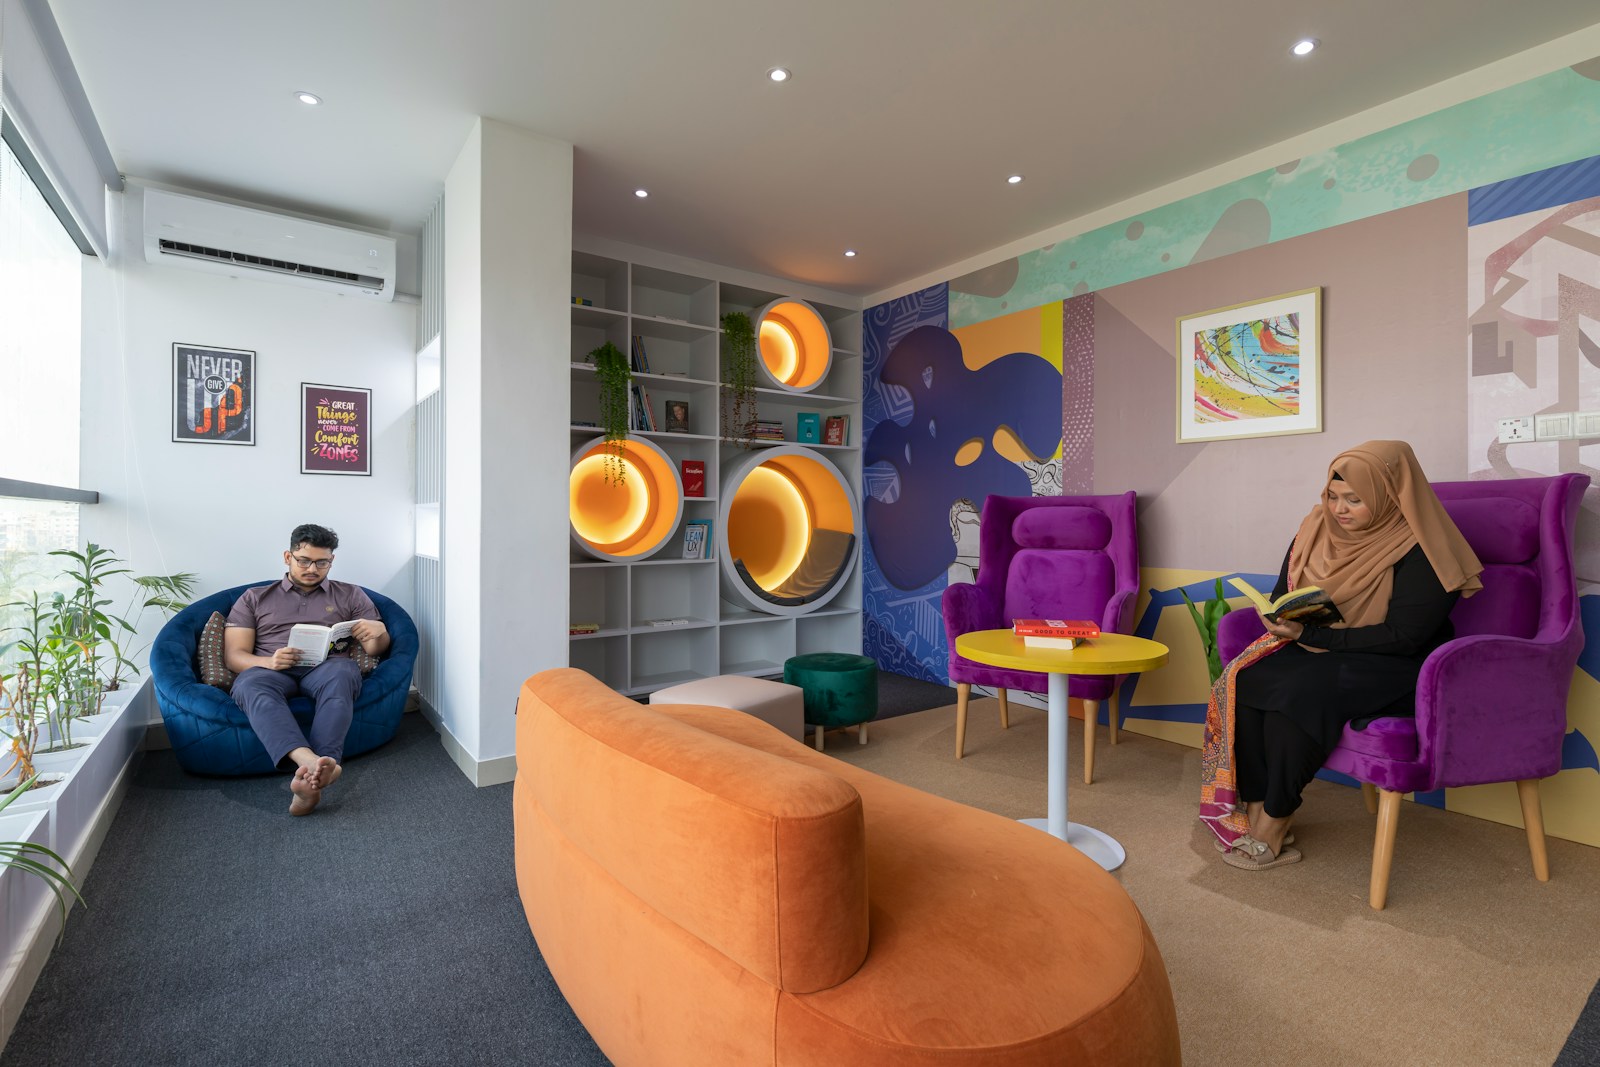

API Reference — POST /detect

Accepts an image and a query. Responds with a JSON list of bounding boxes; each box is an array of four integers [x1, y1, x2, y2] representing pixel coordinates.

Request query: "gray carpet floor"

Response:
[[0, 713, 607, 1067], [1558, 980, 1600, 1065]]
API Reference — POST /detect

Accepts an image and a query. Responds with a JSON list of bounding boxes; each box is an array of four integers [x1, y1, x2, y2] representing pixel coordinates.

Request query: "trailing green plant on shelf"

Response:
[[721, 311, 758, 448], [0, 773, 85, 942], [1176, 578, 1231, 685], [587, 341, 632, 485]]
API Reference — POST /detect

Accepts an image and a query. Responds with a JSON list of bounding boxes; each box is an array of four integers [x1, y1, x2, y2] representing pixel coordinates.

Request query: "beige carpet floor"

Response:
[[822, 699, 1600, 1067]]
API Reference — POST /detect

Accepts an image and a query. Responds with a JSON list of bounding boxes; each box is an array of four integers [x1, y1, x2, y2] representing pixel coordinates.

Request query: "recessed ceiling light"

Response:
[[1007, 174, 1024, 185], [1292, 38, 1318, 56], [844, 250, 857, 258], [295, 91, 322, 106], [768, 67, 791, 83]]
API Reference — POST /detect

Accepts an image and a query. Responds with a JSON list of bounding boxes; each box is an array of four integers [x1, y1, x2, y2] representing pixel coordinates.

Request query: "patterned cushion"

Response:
[[196, 611, 237, 690], [339, 640, 381, 676]]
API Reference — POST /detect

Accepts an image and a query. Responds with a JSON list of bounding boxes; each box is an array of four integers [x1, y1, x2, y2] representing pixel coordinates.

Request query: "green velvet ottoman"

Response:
[[783, 652, 878, 752]]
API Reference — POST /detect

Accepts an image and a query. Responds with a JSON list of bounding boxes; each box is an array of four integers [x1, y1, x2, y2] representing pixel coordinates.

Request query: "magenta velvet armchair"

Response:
[[941, 492, 1139, 781], [1216, 473, 1588, 908]]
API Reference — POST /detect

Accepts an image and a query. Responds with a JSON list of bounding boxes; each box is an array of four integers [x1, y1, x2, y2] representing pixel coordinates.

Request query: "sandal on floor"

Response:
[[1214, 831, 1293, 854], [1221, 836, 1303, 871]]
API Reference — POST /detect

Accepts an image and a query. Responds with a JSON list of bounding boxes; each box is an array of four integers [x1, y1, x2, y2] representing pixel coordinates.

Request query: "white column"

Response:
[[441, 118, 572, 782]]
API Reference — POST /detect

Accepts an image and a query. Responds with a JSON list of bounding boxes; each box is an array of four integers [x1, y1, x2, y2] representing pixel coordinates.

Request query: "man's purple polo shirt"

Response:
[[226, 576, 379, 657]]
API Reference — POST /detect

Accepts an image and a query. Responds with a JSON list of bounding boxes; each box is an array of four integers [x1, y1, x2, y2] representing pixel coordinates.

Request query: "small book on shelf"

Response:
[[796, 412, 821, 443], [680, 459, 705, 497], [682, 519, 712, 559], [569, 622, 600, 635], [287, 620, 362, 666], [1228, 578, 1343, 626], [1012, 618, 1099, 649], [823, 414, 850, 446]]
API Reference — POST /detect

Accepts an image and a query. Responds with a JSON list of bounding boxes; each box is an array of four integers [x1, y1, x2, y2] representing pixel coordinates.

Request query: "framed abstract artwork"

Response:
[[1175, 287, 1322, 443]]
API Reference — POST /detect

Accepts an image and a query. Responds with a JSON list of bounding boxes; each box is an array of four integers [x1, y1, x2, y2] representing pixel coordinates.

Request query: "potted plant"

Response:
[[587, 341, 632, 485], [721, 311, 757, 448], [1177, 578, 1232, 685], [0, 774, 84, 944]]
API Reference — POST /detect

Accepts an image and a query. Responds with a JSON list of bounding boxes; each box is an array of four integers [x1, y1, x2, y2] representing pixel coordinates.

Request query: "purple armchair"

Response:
[[1217, 474, 1588, 908], [941, 492, 1139, 781]]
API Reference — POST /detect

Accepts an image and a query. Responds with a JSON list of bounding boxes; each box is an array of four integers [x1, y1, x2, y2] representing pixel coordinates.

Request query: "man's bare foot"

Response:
[[309, 756, 342, 791], [289, 766, 321, 816]]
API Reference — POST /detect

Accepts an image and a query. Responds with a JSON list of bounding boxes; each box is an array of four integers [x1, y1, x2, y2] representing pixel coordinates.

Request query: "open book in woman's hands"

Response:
[[1228, 578, 1344, 626], [287, 620, 360, 666]]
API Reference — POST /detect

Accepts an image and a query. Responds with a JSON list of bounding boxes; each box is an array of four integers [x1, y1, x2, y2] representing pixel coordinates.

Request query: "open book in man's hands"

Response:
[[287, 620, 360, 666], [1228, 578, 1344, 626]]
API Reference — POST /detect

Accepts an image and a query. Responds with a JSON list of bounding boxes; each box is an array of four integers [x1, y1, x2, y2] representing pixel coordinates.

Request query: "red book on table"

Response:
[[1011, 618, 1100, 639], [680, 459, 706, 497]]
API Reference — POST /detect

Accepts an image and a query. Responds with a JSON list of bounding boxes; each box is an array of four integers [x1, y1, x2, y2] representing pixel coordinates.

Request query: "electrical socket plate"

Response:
[[1498, 416, 1536, 444], [1577, 412, 1600, 438], [1537, 412, 1575, 440]]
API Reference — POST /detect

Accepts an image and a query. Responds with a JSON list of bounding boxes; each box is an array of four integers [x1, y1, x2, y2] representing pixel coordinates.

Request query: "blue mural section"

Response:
[[862, 286, 951, 683], [1467, 152, 1600, 225]]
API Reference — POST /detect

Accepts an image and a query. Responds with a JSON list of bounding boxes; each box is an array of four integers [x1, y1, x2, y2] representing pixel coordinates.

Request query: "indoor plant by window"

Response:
[[720, 311, 757, 448], [0, 773, 83, 938], [587, 341, 632, 485]]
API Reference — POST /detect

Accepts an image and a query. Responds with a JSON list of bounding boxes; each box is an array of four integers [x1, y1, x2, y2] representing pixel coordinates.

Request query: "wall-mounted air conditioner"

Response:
[[141, 187, 397, 301]]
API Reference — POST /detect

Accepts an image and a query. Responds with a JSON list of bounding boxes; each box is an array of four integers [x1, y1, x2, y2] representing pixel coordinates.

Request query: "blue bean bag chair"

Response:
[[150, 582, 419, 775]]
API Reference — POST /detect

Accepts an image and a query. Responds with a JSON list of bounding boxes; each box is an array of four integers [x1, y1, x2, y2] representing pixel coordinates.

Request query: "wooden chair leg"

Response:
[[1516, 778, 1550, 881], [814, 725, 824, 752], [1370, 788, 1402, 910], [1361, 782, 1379, 815], [1082, 697, 1097, 785], [1108, 691, 1119, 745], [955, 683, 970, 760], [997, 688, 1010, 730]]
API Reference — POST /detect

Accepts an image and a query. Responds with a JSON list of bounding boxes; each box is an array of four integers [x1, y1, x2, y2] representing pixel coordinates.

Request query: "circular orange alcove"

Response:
[[569, 436, 684, 561], [718, 446, 858, 616], [753, 299, 832, 393]]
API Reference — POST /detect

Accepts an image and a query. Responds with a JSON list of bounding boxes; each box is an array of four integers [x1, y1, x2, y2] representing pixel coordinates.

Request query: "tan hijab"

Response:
[[1287, 440, 1483, 628]]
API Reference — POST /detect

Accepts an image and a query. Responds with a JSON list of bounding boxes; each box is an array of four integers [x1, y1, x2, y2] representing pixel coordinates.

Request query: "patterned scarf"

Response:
[[1199, 633, 1287, 849]]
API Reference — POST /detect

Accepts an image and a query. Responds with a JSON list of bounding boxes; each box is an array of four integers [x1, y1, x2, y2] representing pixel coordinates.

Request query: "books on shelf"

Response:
[[680, 459, 705, 497], [571, 296, 594, 306], [569, 622, 600, 635], [796, 412, 821, 443], [682, 519, 712, 559], [644, 618, 694, 627], [823, 414, 850, 446], [1228, 578, 1343, 626], [630, 334, 652, 373], [752, 420, 785, 441]]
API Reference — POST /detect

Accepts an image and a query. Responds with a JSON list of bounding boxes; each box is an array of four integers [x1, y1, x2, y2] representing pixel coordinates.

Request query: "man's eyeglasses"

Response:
[[291, 556, 334, 570]]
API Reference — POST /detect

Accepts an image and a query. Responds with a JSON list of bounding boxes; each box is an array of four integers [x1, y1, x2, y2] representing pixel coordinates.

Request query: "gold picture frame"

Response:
[[1175, 287, 1322, 443]]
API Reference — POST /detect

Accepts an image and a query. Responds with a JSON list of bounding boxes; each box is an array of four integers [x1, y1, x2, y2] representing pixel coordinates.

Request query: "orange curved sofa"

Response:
[[514, 668, 1181, 1066]]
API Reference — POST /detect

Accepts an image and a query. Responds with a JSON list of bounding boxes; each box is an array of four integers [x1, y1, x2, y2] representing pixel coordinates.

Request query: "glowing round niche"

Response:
[[753, 298, 832, 392], [719, 445, 858, 616], [569, 435, 683, 561]]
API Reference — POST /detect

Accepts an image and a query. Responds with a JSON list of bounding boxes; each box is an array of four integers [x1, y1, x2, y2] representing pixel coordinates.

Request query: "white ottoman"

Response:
[[648, 675, 805, 742]]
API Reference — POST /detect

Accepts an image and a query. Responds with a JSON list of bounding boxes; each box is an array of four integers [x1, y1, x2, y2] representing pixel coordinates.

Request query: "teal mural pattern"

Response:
[[950, 61, 1600, 329]]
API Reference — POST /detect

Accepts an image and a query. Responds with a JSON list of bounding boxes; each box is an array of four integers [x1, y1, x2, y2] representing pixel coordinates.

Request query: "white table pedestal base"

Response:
[[1019, 819, 1126, 871], [1022, 671, 1126, 872]]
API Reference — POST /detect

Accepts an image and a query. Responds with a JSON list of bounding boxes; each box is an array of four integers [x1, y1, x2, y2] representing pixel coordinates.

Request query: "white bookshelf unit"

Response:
[[568, 250, 863, 696]]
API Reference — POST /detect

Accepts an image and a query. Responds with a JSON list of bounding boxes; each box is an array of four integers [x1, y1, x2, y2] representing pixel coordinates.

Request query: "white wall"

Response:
[[79, 183, 418, 677], [441, 119, 572, 782]]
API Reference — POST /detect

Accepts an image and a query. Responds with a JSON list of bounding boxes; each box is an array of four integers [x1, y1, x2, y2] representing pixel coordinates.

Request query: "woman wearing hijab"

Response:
[[1199, 440, 1484, 870]]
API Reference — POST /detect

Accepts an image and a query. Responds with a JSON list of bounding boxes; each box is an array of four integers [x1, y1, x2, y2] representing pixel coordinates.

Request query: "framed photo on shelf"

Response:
[[1175, 287, 1321, 443], [682, 519, 712, 560], [172, 343, 255, 445], [665, 399, 690, 433]]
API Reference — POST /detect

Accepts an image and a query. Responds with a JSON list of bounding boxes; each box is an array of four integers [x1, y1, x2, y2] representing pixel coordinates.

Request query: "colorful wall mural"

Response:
[[863, 57, 1600, 846]]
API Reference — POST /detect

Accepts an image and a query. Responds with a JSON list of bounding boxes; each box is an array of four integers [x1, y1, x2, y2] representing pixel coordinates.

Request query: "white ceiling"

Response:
[[49, 0, 1600, 298]]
